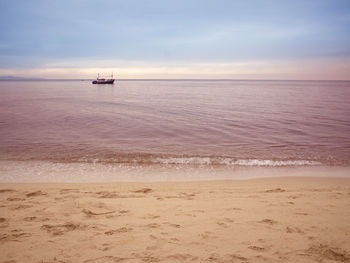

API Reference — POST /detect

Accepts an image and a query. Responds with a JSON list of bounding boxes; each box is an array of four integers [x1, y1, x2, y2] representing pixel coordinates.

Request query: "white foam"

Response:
[[155, 157, 212, 165], [155, 157, 322, 166], [0, 160, 347, 183], [233, 159, 321, 166]]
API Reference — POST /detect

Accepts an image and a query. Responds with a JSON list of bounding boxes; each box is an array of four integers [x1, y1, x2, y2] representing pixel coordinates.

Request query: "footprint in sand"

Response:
[[265, 188, 286, 193], [286, 226, 305, 234], [0, 217, 9, 228], [294, 212, 309, 216], [192, 209, 205, 213], [146, 223, 161, 229], [166, 254, 198, 261], [288, 195, 300, 199], [23, 216, 37, 222], [26, 191, 47, 197], [180, 192, 196, 200], [259, 219, 278, 225], [199, 232, 211, 239], [82, 209, 116, 217], [226, 254, 249, 262], [97, 243, 113, 251], [216, 221, 228, 228], [0, 231, 32, 242], [104, 227, 133, 235], [105, 212, 128, 219], [0, 189, 16, 194], [207, 253, 248, 262], [7, 197, 25, 201], [131, 253, 159, 262], [95, 191, 143, 199], [303, 243, 350, 262], [248, 245, 266, 251], [11, 205, 33, 210], [83, 256, 127, 263], [227, 207, 242, 211], [142, 214, 160, 219], [216, 217, 235, 228], [41, 222, 85, 236], [59, 188, 80, 194], [163, 193, 196, 200], [95, 191, 120, 198], [206, 253, 220, 261], [132, 188, 153, 194], [146, 245, 159, 251], [179, 213, 196, 217], [162, 222, 182, 228]]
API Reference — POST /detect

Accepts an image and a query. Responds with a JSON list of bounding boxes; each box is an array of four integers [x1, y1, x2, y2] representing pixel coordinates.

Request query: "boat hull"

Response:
[[92, 79, 115, 84]]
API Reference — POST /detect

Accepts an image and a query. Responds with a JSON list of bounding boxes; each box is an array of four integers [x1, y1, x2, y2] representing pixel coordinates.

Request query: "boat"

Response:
[[92, 73, 115, 84]]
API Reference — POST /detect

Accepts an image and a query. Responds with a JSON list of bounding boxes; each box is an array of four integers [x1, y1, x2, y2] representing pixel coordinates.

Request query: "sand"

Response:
[[0, 177, 350, 263]]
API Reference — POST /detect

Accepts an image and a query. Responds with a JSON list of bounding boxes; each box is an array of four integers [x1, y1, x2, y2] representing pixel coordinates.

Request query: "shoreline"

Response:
[[1, 176, 349, 262], [1, 175, 350, 185], [1, 161, 349, 183]]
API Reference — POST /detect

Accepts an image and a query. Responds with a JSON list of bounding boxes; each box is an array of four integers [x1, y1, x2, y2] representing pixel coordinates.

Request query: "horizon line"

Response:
[[1, 77, 350, 82]]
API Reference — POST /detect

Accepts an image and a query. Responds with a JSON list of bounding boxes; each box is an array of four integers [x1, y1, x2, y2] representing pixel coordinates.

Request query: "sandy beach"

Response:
[[1, 176, 349, 263]]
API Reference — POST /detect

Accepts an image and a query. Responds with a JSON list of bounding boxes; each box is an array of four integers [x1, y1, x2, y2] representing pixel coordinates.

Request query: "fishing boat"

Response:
[[92, 73, 115, 84]]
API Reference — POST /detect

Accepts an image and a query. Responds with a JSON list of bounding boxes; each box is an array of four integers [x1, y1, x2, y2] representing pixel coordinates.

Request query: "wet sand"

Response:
[[1, 177, 350, 262]]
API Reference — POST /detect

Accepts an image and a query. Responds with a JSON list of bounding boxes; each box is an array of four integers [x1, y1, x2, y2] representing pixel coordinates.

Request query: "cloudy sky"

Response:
[[1, 0, 350, 79]]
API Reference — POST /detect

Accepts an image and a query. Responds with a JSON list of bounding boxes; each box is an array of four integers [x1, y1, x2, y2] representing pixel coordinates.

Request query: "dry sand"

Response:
[[0, 177, 350, 263]]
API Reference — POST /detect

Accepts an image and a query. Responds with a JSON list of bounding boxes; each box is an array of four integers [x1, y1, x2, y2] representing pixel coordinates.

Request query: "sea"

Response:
[[0, 79, 349, 182]]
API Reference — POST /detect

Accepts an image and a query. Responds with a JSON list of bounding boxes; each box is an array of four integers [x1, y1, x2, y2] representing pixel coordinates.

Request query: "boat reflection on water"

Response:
[[92, 73, 115, 84]]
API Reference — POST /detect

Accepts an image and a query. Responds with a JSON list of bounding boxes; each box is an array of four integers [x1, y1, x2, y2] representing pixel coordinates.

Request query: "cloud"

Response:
[[0, 0, 349, 79], [1, 58, 349, 80]]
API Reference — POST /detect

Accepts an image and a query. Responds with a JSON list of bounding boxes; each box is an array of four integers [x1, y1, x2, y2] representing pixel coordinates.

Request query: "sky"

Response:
[[0, 0, 350, 79]]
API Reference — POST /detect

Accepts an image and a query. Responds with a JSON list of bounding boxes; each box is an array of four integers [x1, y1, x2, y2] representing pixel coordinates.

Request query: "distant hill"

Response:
[[0, 75, 45, 80], [0, 76, 91, 81]]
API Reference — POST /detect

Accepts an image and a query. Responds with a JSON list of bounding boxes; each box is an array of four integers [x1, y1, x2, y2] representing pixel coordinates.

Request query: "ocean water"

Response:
[[0, 80, 349, 182]]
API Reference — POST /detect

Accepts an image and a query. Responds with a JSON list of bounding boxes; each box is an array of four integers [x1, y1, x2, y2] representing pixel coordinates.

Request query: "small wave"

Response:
[[155, 157, 212, 165], [154, 157, 322, 167], [232, 159, 321, 166], [2, 152, 325, 167]]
